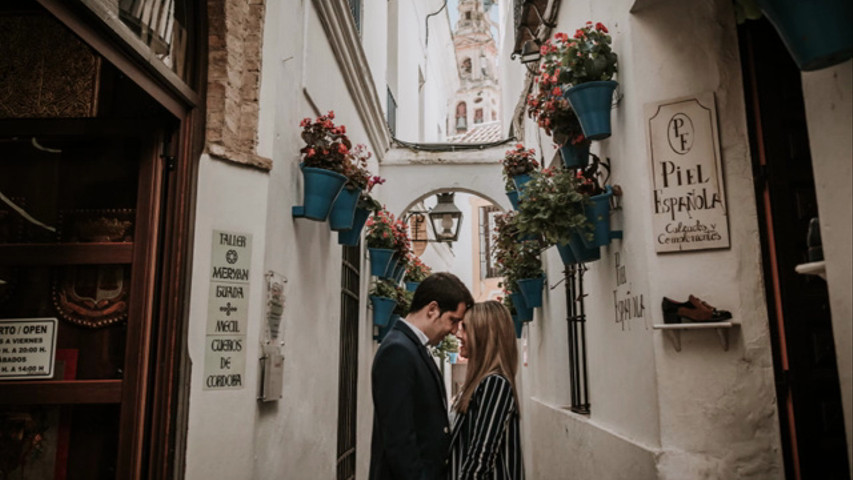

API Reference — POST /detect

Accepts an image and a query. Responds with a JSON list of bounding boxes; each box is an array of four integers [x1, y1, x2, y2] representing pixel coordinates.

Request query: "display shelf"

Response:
[[795, 261, 826, 280], [653, 321, 736, 352], [0, 242, 134, 265]]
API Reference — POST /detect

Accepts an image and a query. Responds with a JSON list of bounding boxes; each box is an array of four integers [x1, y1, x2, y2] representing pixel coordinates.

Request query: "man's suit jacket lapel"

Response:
[[395, 322, 447, 407]]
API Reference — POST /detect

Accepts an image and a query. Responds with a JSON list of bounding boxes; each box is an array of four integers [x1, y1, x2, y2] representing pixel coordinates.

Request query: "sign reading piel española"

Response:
[[645, 92, 730, 253], [204, 230, 252, 390]]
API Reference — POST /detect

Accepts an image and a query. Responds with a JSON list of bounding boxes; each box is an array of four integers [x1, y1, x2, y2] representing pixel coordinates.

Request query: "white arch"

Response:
[[375, 145, 512, 218]]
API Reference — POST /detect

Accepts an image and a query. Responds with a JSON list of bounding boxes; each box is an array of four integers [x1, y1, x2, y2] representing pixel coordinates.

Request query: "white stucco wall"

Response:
[[801, 59, 853, 473], [507, 0, 785, 478]]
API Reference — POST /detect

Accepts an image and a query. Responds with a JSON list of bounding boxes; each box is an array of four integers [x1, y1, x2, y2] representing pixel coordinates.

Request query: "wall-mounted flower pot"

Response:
[[565, 80, 618, 140], [512, 314, 523, 338], [756, 0, 853, 71], [405, 281, 420, 292], [512, 173, 534, 194], [328, 186, 363, 231], [581, 186, 614, 248], [506, 190, 520, 210], [292, 165, 348, 221], [448, 352, 458, 364], [384, 254, 401, 279], [370, 295, 397, 327], [392, 261, 406, 283], [374, 314, 400, 342], [517, 275, 545, 308], [555, 242, 579, 265], [569, 233, 601, 263], [368, 248, 395, 277], [560, 140, 591, 169], [338, 207, 371, 246], [510, 292, 533, 322]]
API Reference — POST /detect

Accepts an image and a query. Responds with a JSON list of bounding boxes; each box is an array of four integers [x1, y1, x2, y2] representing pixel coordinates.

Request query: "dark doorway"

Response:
[[739, 17, 850, 480]]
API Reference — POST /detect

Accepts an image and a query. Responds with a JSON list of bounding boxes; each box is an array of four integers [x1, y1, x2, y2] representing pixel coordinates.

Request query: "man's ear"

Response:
[[426, 301, 440, 320]]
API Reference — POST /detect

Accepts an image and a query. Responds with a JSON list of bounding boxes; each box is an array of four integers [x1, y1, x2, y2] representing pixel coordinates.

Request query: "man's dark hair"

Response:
[[410, 272, 474, 314]]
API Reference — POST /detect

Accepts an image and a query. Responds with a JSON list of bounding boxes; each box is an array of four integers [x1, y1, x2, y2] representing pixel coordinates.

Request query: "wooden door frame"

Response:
[[32, 1, 207, 478]]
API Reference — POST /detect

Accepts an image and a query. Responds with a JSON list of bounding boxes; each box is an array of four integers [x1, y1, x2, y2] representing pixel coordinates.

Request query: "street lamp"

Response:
[[428, 192, 463, 243]]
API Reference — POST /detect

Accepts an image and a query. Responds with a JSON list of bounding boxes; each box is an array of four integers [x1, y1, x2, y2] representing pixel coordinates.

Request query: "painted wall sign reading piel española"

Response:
[[204, 230, 252, 390], [645, 92, 730, 253]]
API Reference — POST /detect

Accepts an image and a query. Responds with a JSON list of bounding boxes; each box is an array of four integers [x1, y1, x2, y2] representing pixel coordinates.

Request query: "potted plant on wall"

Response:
[[365, 209, 397, 278], [527, 70, 591, 168], [502, 144, 540, 194], [329, 144, 372, 231], [493, 212, 545, 308], [404, 255, 431, 292], [500, 292, 525, 338], [389, 216, 412, 282], [369, 278, 398, 327], [338, 175, 384, 246], [540, 23, 619, 140], [293, 111, 351, 220]]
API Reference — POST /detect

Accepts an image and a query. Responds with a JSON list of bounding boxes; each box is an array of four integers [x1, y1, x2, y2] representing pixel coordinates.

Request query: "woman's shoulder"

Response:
[[474, 373, 512, 395]]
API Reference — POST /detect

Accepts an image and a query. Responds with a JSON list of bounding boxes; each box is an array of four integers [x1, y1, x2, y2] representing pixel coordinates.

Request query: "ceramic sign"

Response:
[[645, 92, 730, 253]]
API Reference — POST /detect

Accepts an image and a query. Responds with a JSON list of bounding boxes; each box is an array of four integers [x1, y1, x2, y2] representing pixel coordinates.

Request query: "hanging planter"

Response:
[[383, 254, 401, 280], [506, 190, 520, 210], [405, 281, 420, 292], [509, 292, 533, 322], [328, 186, 363, 231], [368, 248, 395, 277], [512, 173, 534, 194], [565, 81, 618, 141], [374, 314, 400, 342], [338, 207, 371, 246], [391, 261, 407, 283], [292, 165, 348, 221], [370, 295, 397, 327], [580, 186, 614, 248], [569, 233, 601, 263], [756, 0, 853, 71], [512, 315, 523, 338], [555, 242, 579, 265], [560, 140, 591, 169], [517, 275, 545, 308]]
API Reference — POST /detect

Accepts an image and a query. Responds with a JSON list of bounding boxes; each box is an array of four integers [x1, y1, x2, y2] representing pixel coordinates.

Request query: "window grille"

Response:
[[565, 265, 590, 414], [387, 87, 397, 137], [479, 206, 501, 278], [336, 245, 360, 479]]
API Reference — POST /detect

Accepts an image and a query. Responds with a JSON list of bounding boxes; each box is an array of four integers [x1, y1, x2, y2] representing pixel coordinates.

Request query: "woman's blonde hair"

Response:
[[455, 300, 519, 413]]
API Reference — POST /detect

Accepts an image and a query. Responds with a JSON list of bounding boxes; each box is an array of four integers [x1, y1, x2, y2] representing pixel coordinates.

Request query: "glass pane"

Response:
[[0, 403, 120, 479]]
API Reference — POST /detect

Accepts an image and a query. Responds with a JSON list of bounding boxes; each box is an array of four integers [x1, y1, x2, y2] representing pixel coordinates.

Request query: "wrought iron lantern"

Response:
[[427, 193, 463, 243]]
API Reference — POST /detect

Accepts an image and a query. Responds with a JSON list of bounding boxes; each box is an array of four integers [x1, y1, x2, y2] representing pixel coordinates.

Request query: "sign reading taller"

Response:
[[205, 230, 252, 390], [645, 92, 730, 253]]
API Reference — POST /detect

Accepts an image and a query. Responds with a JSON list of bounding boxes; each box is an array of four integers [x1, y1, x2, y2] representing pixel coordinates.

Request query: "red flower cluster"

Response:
[[365, 208, 411, 256], [299, 111, 353, 174], [502, 144, 539, 177], [404, 254, 432, 283]]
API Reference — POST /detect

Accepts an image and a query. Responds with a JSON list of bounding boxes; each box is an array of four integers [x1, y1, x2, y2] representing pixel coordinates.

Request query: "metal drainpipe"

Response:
[[425, 0, 449, 48]]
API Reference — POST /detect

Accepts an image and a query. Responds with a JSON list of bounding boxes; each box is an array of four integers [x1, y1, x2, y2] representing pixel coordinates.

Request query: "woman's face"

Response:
[[456, 320, 469, 358]]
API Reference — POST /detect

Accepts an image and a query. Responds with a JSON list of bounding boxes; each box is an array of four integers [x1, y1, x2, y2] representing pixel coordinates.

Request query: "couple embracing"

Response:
[[369, 272, 524, 480]]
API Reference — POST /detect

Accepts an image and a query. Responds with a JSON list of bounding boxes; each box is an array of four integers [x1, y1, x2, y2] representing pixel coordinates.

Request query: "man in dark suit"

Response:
[[370, 272, 474, 480]]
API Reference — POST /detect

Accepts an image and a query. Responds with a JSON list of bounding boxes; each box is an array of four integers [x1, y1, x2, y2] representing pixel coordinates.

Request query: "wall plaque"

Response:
[[0, 318, 58, 380], [645, 92, 730, 253], [204, 230, 252, 390]]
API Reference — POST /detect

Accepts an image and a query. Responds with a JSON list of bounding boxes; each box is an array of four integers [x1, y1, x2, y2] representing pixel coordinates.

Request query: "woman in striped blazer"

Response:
[[449, 300, 524, 479]]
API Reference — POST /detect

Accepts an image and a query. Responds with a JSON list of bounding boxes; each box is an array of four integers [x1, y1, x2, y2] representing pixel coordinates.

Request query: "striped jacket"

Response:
[[449, 374, 524, 479]]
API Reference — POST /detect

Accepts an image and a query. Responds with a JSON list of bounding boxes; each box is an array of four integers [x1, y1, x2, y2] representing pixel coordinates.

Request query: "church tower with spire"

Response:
[[447, 0, 501, 141]]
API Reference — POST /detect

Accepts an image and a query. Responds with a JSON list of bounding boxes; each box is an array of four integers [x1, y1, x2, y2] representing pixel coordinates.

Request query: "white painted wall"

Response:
[[801, 59, 853, 472], [504, 0, 786, 478]]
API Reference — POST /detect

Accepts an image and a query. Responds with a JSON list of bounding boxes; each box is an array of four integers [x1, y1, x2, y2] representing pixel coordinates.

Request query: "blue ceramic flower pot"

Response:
[[368, 248, 395, 277], [392, 261, 407, 283], [383, 254, 400, 280], [506, 190, 520, 210], [565, 80, 618, 140], [329, 186, 363, 231], [405, 281, 420, 292], [556, 242, 579, 265], [337, 207, 371, 246], [560, 141, 590, 169], [512, 314, 523, 338], [509, 292, 533, 322], [512, 173, 534, 194], [581, 186, 613, 248], [370, 296, 397, 327], [517, 275, 545, 308], [569, 233, 601, 263], [293, 166, 348, 221], [756, 0, 853, 71], [448, 352, 458, 364], [375, 314, 400, 342]]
